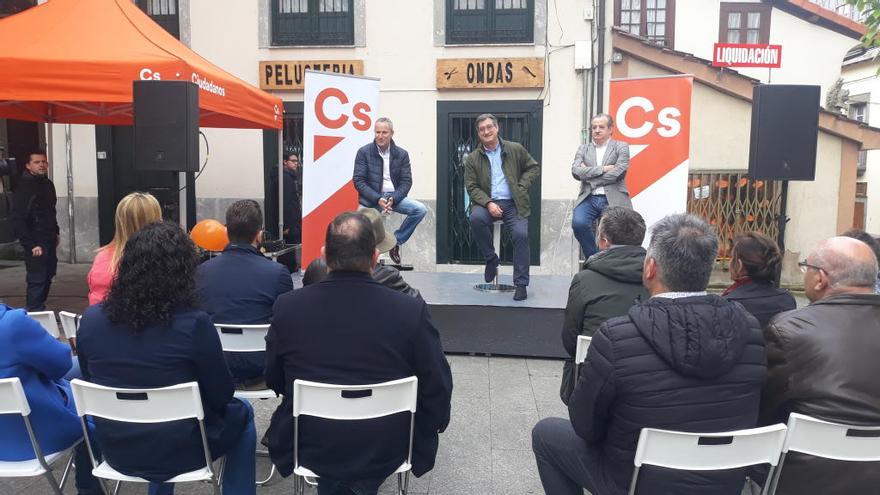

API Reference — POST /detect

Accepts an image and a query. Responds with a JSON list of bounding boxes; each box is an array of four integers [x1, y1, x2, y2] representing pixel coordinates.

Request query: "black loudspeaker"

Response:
[[134, 81, 199, 172], [748, 85, 820, 181]]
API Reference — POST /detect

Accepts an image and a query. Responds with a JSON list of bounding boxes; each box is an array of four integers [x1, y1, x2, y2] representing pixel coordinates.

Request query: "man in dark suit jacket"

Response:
[[265, 211, 452, 495], [196, 199, 293, 387], [571, 114, 633, 260], [352, 117, 426, 264]]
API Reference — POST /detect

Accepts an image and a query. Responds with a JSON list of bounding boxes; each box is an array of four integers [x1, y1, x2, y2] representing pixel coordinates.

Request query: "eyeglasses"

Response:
[[798, 261, 824, 274]]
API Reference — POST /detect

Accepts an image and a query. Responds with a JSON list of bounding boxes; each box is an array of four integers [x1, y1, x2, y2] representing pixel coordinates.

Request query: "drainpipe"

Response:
[[65, 124, 75, 263], [596, 0, 606, 114]]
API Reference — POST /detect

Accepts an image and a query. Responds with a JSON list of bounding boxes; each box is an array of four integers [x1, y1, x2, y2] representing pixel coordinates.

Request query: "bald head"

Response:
[[811, 236, 878, 291]]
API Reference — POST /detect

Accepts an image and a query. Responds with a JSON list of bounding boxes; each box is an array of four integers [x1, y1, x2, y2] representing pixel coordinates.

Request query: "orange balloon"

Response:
[[191, 219, 229, 251]]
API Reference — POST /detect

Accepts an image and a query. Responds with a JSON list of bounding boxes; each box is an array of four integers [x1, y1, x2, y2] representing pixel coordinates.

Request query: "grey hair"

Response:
[[813, 238, 879, 289], [375, 117, 394, 132], [475, 113, 498, 129], [647, 213, 719, 292], [598, 207, 645, 246], [592, 113, 614, 127]]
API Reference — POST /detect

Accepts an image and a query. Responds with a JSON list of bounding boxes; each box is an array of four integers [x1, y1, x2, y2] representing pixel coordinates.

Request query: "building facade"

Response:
[[1, 0, 876, 285]]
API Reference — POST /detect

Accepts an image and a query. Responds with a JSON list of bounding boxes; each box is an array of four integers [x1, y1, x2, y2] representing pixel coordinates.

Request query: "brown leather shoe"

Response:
[[389, 245, 401, 264]]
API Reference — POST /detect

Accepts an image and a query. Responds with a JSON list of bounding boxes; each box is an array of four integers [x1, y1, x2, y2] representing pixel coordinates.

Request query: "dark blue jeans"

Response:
[[24, 244, 57, 311], [468, 199, 530, 287], [572, 195, 609, 261]]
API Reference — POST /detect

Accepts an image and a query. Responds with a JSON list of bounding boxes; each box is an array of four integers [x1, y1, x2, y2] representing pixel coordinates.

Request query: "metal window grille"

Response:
[[686, 172, 784, 260], [272, 0, 354, 46], [136, 0, 179, 38], [447, 0, 533, 44]]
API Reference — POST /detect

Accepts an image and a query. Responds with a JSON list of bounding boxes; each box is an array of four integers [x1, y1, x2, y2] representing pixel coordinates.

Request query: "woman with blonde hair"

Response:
[[87, 192, 162, 305]]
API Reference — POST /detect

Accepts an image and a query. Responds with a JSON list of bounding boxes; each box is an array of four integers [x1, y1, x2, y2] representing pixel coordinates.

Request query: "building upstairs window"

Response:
[[272, 0, 354, 46], [446, 0, 534, 45], [0, 0, 36, 19], [136, 0, 180, 39], [615, 0, 675, 47], [719, 2, 771, 44]]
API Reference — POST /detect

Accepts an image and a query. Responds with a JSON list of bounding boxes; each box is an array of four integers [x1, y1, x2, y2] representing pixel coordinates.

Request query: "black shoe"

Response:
[[389, 245, 401, 264], [513, 285, 527, 301], [484, 256, 499, 283]]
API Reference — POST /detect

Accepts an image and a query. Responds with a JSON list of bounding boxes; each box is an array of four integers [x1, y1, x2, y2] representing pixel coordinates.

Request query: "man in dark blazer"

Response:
[[571, 114, 633, 260], [265, 211, 452, 495], [352, 117, 426, 264], [196, 199, 293, 387]]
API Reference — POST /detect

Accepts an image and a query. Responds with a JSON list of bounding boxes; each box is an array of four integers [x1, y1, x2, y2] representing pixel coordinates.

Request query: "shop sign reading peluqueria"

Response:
[[436, 58, 544, 89], [259, 60, 365, 90]]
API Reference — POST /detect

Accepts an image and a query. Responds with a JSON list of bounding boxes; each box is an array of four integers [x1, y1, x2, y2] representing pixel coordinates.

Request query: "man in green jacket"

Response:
[[465, 114, 540, 301]]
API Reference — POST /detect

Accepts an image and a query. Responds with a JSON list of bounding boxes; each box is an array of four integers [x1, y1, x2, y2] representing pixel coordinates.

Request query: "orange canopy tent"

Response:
[[0, 0, 285, 262], [0, 0, 282, 129]]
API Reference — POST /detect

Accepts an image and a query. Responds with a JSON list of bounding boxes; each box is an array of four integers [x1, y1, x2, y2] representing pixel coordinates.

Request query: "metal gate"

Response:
[[436, 101, 542, 265], [686, 171, 784, 260]]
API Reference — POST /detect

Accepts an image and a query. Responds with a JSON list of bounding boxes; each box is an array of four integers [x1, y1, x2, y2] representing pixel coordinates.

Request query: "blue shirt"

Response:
[[485, 144, 511, 200]]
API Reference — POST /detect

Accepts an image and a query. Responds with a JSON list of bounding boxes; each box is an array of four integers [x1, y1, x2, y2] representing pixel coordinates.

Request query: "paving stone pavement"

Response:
[[0, 355, 566, 495]]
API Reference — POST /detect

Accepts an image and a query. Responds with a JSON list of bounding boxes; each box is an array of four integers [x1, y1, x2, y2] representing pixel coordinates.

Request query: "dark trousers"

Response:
[[572, 195, 609, 261], [24, 244, 57, 311], [531, 417, 612, 495], [317, 476, 385, 495], [468, 199, 530, 287]]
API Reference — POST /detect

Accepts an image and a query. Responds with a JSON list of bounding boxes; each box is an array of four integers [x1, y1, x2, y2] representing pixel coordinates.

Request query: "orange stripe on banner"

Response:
[[314, 135, 345, 161], [301, 180, 359, 269]]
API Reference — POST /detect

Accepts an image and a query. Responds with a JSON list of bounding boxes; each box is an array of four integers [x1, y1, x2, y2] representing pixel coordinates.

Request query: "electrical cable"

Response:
[[178, 131, 209, 192]]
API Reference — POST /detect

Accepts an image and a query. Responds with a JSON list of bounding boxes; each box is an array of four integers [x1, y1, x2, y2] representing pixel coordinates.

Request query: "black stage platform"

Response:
[[403, 272, 569, 359]]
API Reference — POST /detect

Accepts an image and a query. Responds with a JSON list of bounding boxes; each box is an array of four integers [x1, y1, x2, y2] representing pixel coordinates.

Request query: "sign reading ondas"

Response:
[[259, 60, 364, 90], [436, 58, 544, 89]]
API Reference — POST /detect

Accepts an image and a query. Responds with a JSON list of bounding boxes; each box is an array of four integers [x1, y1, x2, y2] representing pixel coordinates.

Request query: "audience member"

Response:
[[722, 232, 796, 327], [361, 208, 421, 299], [87, 192, 162, 305], [265, 211, 452, 495], [842, 228, 880, 293], [532, 213, 766, 495], [196, 199, 292, 387], [302, 257, 328, 286], [559, 207, 647, 404], [0, 306, 102, 494], [77, 221, 256, 495], [760, 236, 880, 494]]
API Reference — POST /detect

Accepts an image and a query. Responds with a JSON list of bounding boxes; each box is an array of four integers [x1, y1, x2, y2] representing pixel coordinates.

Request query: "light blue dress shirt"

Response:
[[486, 144, 511, 200]]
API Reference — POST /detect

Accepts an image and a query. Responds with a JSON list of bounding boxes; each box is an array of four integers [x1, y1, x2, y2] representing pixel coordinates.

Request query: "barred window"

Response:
[[272, 0, 354, 46], [446, 0, 534, 44]]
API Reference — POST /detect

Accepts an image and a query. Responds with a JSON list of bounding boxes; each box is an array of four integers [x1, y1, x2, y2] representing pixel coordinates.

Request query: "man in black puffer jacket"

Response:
[[533, 213, 766, 495]]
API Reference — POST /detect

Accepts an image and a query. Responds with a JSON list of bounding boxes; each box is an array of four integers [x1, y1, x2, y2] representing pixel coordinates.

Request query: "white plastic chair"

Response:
[[768, 413, 880, 494], [69, 379, 224, 495], [214, 323, 276, 485], [0, 377, 80, 495], [58, 311, 81, 340], [573, 335, 592, 384], [292, 376, 418, 495], [629, 424, 788, 495], [28, 311, 60, 338]]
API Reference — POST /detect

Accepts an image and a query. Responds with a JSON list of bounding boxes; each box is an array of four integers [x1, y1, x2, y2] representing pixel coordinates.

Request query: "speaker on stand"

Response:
[[748, 85, 820, 252]]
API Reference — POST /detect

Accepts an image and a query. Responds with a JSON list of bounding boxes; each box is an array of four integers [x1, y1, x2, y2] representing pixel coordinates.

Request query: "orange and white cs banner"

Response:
[[610, 75, 692, 241], [302, 71, 380, 267]]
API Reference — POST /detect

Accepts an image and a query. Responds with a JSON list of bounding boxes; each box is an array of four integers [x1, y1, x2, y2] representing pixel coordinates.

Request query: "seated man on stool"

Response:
[[353, 117, 427, 264], [465, 113, 541, 301]]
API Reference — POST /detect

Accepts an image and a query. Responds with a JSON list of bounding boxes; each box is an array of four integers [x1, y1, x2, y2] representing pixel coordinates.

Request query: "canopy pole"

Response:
[[277, 131, 283, 241], [65, 123, 76, 263]]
